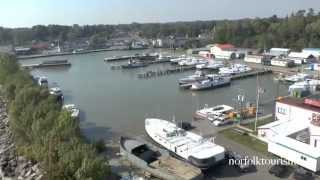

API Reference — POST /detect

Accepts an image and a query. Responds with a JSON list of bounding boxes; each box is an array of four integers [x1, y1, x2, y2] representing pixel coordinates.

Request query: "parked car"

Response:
[[269, 164, 288, 177], [226, 151, 254, 173], [293, 167, 313, 180]]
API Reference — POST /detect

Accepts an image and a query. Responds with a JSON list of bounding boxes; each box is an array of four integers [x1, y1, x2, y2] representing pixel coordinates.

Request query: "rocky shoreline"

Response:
[[0, 99, 43, 180]]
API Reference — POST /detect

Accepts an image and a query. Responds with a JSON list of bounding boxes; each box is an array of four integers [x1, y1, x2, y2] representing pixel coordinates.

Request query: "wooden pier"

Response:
[[230, 68, 273, 80], [104, 54, 158, 62], [110, 60, 171, 70], [137, 67, 272, 79], [137, 66, 196, 78]]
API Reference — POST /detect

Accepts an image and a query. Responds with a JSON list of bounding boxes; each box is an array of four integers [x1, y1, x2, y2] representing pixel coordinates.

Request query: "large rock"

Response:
[[0, 100, 43, 180]]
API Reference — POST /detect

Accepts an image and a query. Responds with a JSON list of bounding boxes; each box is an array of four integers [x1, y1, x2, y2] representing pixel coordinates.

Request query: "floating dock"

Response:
[[110, 59, 171, 70], [105, 54, 158, 62], [137, 66, 196, 78], [21, 60, 71, 69], [137, 68, 271, 79]]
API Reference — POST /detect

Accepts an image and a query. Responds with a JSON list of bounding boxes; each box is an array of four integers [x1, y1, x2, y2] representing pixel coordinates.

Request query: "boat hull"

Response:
[[145, 119, 225, 170]]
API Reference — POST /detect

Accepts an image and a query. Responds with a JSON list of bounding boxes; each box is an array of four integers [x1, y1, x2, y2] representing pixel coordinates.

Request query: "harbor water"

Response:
[[19, 50, 289, 141]]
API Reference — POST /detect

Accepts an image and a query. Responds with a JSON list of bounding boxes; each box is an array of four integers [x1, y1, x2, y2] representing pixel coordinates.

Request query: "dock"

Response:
[[104, 54, 158, 62], [137, 67, 272, 79], [137, 66, 196, 78], [230, 68, 273, 80], [21, 61, 71, 69], [110, 59, 171, 70]]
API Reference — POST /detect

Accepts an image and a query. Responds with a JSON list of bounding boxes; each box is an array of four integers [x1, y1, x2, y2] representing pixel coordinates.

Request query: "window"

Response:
[[315, 140, 317, 148], [300, 156, 307, 161], [277, 107, 286, 115]]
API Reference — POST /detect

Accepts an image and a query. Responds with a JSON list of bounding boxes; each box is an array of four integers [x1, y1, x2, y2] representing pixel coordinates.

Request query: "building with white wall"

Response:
[[303, 48, 320, 59], [244, 55, 264, 64], [210, 44, 236, 60], [269, 48, 291, 57], [258, 97, 320, 172]]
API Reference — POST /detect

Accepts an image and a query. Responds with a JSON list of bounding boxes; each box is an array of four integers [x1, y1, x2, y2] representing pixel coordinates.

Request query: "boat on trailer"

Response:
[[120, 136, 203, 180], [145, 118, 225, 170]]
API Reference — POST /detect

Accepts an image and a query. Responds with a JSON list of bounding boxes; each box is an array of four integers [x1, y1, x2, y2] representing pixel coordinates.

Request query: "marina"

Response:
[[19, 49, 289, 137]]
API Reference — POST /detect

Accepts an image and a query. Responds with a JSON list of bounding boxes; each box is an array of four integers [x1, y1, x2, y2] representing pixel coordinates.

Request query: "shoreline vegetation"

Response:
[[0, 53, 110, 179]]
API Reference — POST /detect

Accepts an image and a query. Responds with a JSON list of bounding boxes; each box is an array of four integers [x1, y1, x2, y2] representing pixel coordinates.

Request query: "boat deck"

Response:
[[150, 156, 202, 180]]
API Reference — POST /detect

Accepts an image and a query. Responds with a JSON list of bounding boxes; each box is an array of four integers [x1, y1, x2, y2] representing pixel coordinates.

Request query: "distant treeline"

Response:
[[0, 54, 109, 179], [214, 9, 320, 50], [0, 8, 320, 50]]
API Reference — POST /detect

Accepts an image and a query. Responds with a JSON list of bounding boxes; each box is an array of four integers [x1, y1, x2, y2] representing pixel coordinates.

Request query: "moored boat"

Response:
[[178, 71, 207, 85], [194, 104, 234, 122], [121, 60, 148, 69], [62, 104, 80, 119], [190, 75, 231, 91], [120, 136, 203, 180], [196, 61, 224, 70], [284, 73, 313, 83], [145, 118, 225, 169]]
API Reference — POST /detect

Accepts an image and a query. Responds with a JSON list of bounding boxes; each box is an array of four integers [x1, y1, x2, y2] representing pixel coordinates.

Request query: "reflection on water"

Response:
[[19, 50, 289, 140]]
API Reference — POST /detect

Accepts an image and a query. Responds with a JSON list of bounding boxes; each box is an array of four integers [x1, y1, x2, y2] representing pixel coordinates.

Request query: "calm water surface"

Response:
[[19, 50, 289, 141]]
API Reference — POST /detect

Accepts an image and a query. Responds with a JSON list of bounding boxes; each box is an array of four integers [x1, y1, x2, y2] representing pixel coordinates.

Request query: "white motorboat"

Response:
[[178, 58, 207, 66], [145, 118, 225, 169], [194, 104, 234, 121], [284, 73, 313, 83], [63, 104, 80, 119], [289, 79, 320, 93], [49, 86, 64, 101], [196, 61, 224, 70], [219, 64, 251, 75], [37, 76, 48, 87], [190, 75, 231, 90], [170, 55, 188, 64], [178, 71, 207, 85], [49, 87, 63, 96]]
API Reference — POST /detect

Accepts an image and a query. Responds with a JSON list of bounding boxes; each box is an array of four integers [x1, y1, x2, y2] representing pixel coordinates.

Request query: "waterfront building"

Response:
[[303, 48, 320, 59], [210, 44, 236, 60], [269, 48, 291, 57], [244, 55, 264, 64], [288, 52, 315, 64], [258, 97, 320, 172]]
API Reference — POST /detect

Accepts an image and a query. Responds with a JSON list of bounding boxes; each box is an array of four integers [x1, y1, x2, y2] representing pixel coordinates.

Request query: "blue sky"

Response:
[[1, 0, 320, 27]]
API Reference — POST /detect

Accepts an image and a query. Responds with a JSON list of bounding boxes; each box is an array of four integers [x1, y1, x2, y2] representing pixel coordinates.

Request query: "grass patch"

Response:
[[242, 116, 274, 131], [220, 128, 269, 155]]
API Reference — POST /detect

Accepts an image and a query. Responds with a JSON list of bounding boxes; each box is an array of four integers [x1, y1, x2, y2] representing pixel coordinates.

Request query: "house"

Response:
[[269, 48, 291, 57], [303, 48, 320, 59], [288, 52, 315, 64], [258, 97, 320, 172], [210, 44, 236, 60], [244, 55, 264, 64]]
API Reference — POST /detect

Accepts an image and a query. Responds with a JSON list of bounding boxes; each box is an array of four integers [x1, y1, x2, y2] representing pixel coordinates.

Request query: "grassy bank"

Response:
[[220, 128, 269, 155], [242, 116, 274, 131], [0, 54, 110, 179]]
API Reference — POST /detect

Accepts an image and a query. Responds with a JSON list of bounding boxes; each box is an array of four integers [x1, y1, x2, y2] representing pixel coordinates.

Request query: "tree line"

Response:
[[214, 9, 320, 50], [0, 54, 110, 179], [0, 9, 320, 50]]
